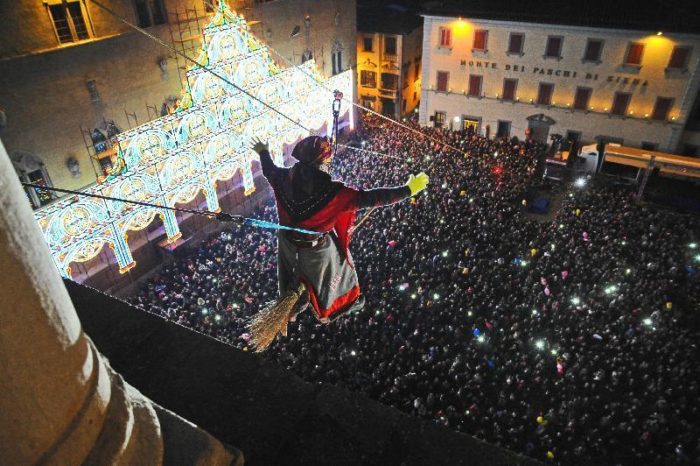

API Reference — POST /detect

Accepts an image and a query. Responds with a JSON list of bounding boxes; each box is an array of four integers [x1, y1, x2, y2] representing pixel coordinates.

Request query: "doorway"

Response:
[[381, 98, 396, 117], [526, 113, 556, 143], [462, 116, 480, 134]]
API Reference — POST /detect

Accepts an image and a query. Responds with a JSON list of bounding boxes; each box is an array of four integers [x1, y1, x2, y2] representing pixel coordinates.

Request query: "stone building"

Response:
[[418, 3, 700, 155], [0, 0, 356, 208], [356, 5, 422, 118]]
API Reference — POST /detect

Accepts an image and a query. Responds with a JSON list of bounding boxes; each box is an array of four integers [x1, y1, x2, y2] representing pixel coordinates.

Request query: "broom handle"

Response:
[[351, 207, 377, 234]]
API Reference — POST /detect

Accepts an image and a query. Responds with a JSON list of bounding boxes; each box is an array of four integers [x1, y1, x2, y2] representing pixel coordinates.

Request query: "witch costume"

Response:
[[248, 135, 428, 350]]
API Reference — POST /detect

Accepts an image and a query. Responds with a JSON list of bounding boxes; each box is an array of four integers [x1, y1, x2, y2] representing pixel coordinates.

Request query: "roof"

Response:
[[421, 0, 700, 34], [358, 5, 423, 35], [605, 145, 700, 178]]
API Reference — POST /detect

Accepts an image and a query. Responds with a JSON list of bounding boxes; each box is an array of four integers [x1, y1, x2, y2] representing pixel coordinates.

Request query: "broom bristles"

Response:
[[248, 283, 306, 352]]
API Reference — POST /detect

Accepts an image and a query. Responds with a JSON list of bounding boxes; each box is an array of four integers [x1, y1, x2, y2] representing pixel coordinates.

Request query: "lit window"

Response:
[[439, 27, 452, 47], [545, 36, 563, 59], [436, 71, 449, 92], [652, 97, 673, 121], [508, 33, 524, 54], [667, 46, 691, 70], [537, 83, 554, 105], [624, 42, 644, 66], [583, 39, 603, 62], [48, 1, 91, 44], [473, 30, 488, 51]]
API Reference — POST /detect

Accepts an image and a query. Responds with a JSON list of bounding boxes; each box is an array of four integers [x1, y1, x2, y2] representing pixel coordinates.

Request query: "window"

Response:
[[414, 61, 421, 80], [332, 43, 343, 75], [468, 74, 482, 97], [611, 92, 632, 115], [583, 39, 603, 62], [496, 121, 511, 138], [361, 95, 376, 109], [502, 78, 517, 101], [381, 73, 398, 90], [301, 49, 313, 63], [573, 87, 592, 110], [641, 141, 658, 151], [360, 70, 376, 88], [537, 83, 554, 105], [668, 46, 691, 70], [436, 71, 449, 92], [439, 27, 452, 47], [473, 29, 488, 51], [508, 33, 524, 54], [48, 2, 90, 44], [545, 36, 563, 59], [624, 42, 644, 66], [434, 111, 446, 128], [363, 37, 373, 52], [652, 97, 673, 121], [133, 0, 166, 28], [385, 37, 397, 55]]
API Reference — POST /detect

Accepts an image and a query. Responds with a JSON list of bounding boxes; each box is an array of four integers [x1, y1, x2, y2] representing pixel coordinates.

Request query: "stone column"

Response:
[[0, 139, 239, 465]]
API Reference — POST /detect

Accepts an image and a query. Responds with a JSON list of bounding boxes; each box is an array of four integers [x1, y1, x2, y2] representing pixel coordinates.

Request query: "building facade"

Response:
[[356, 10, 422, 118], [419, 14, 700, 154], [0, 0, 356, 208]]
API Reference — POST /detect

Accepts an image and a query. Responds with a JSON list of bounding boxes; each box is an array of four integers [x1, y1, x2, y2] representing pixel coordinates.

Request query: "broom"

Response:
[[248, 282, 307, 352]]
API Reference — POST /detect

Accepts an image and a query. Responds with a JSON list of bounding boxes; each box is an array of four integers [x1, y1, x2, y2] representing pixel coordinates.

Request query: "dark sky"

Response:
[[358, 0, 700, 34]]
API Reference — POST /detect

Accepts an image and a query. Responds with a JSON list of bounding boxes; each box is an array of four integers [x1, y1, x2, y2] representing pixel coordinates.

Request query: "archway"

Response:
[[526, 114, 556, 143]]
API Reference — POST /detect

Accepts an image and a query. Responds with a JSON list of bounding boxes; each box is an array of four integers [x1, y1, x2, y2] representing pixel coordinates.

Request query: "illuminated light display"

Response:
[[33, 1, 353, 278]]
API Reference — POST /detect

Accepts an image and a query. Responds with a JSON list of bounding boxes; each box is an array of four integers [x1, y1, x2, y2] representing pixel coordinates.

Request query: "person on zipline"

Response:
[[248, 135, 429, 350]]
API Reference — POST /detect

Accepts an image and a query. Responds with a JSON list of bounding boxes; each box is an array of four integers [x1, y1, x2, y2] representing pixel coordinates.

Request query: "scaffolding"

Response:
[[167, 1, 264, 90], [168, 4, 209, 88]]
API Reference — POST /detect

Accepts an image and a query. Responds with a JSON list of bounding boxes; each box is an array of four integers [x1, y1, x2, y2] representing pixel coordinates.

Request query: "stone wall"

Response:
[[419, 15, 700, 151], [67, 279, 542, 466], [0, 0, 356, 194]]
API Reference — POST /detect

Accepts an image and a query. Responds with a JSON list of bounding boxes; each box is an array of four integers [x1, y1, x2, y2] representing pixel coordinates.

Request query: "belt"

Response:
[[285, 230, 329, 248]]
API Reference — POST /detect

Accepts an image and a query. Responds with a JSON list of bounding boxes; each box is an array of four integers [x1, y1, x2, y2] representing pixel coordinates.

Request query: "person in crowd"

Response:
[[129, 113, 700, 465]]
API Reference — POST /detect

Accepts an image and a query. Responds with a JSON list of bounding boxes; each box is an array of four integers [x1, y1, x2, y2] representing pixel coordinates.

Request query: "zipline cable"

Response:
[[22, 183, 323, 236]]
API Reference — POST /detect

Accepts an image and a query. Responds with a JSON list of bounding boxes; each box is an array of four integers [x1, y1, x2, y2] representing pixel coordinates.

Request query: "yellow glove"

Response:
[[406, 172, 429, 196]]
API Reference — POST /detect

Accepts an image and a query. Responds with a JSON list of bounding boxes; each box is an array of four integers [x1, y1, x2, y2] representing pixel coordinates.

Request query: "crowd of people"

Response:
[[129, 113, 700, 465]]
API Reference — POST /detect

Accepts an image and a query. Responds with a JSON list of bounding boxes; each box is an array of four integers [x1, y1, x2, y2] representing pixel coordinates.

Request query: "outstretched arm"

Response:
[[356, 172, 429, 209], [251, 139, 283, 181], [357, 186, 412, 209]]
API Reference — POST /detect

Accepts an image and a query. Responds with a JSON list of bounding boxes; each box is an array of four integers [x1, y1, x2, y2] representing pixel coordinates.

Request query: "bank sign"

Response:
[[467, 60, 649, 87]]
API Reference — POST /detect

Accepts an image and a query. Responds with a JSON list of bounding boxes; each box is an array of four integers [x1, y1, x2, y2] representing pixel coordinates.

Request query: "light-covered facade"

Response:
[[419, 15, 700, 153], [0, 0, 356, 206]]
